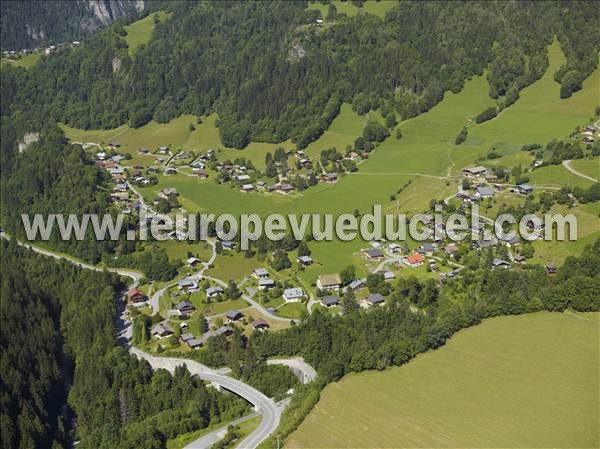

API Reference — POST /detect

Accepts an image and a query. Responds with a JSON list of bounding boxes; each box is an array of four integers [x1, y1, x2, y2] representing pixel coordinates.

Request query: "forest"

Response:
[[0, 240, 249, 449], [1, 1, 598, 149]]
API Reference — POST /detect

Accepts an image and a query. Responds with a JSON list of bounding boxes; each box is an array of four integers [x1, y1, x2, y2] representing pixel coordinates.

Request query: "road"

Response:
[[2, 233, 287, 449], [151, 240, 293, 324], [267, 357, 317, 384], [184, 413, 259, 449], [562, 160, 598, 183], [128, 348, 285, 449]]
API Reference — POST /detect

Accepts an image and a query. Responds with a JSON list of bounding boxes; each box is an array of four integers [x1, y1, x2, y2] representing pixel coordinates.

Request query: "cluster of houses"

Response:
[[581, 124, 598, 145], [3, 40, 80, 60]]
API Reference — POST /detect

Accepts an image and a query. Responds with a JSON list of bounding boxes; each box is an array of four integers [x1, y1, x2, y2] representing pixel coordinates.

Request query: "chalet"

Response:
[[226, 310, 244, 322], [485, 174, 498, 183], [347, 279, 365, 291], [514, 254, 527, 264], [109, 167, 124, 175], [240, 183, 254, 193], [151, 322, 174, 339], [516, 184, 534, 196], [545, 264, 557, 275], [316, 274, 342, 291], [127, 287, 146, 303], [491, 258, 512, 269], [283, 287, 305, 303], [258, 278, 275, 290], [111, 174, 126, 182], [206, 286, 224, 298], [221, 240, 235, 250], [418, 242, 436, 255], [180, 332, 194, 343], [235, 174, 251, 183], [276, 183, 295, 194], [158, 146, 170, 154], [160, 187, 179, 199], [420, 214, 434, 225], [345, 151, 360, 161], [444, 243, 458, 256], [582, 136, 595, 144], [190, 159, 206, 170], [187, 257, 201, 267], [365, 293, 385, 307], [320, 295, 340, 308], [253, 268, 269, 279], [388, 243, 403, 254], [215, 326, 234, 337], [297, 255, 313, 266], [475, 186, 494, 199], [382, 271, 395, 282], [114, 182, 128, 192], [176, 151, 191, 160], [174, 300, 196, 317], [187, 338, 203, 349], [196, 171, 209, 179], [96, 151, 107, 160], [471, 238, 497, 250], [138, 148, 150, 155], [462, 166, 488, 178], [147, 166, 159, 174], [405, 253, 425, 267], [252, 319, 270, 331], [362, 248, 384, 260], [165, 166, 178, 175], [178, 279, 199, 290], [107, 142, 121, 150], [322, 173, 338, 183], [111, 155, 125, 163], [111, 192, 129, 202]]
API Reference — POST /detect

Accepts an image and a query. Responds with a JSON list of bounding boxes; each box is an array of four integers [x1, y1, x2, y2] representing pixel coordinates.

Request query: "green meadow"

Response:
[[123, 11, 170, 55], [1, 52, 41, 69], [307, 0, 399, 19], [568, 157, 600, 181], [61, 40, 599, 271], [287, 311, 600, 449]]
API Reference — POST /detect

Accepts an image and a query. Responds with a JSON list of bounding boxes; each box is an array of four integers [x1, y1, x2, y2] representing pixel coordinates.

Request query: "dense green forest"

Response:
[[0, 240, 249, 449], [0, 0, 145, 50], [2, 1, 598, 148]]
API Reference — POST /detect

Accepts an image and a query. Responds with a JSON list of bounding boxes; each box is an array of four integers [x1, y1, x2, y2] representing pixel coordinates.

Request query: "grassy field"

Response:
[[60, 40, 599, 273], [568, 157, 600, 181], [307, 0, 399, 18], [1, 52, 42, 69], [123, 11, 170, 55], [287, 311, 600, 449]]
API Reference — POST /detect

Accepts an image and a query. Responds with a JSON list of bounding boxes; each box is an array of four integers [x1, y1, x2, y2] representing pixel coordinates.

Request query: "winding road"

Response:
[[562, 160, 598, 183], [1, 233, 298, 449]]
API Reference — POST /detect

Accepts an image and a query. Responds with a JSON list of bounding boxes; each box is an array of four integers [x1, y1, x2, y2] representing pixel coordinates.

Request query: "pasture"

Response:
[[287, 312, 600, 449], [123, 11, 170, 55], [1, 52, 41, 69], [307, 0, 399, 19]]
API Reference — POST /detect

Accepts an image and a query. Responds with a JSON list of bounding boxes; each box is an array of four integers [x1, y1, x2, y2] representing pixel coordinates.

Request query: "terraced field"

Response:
[[287, 312, 600, 449]]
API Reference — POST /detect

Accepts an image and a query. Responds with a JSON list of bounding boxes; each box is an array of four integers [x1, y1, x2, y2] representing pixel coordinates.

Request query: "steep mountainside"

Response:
[[0, 0, 145, 50], [1, 1, 597, 150]]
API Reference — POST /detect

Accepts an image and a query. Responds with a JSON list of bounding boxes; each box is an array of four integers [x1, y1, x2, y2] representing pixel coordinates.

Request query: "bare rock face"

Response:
[[112, 56, 122, 73], [18, 132, 40, 153]]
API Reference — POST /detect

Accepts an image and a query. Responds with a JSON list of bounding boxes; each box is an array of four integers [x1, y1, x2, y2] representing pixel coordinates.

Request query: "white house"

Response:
[[283, 287, 305, 303]]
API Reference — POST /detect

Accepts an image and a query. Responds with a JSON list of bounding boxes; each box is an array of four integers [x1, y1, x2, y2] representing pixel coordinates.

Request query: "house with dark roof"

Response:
[[226, 310, 244, 322], [363, 293, 385, 308], [297, 255, 313, 266], [252, 319, 270, 331], [491, 258, 512, 269], [253, 268, 269, 278], [151, 322, 174, 339], [347, 279, 365, 291], [174, 300, 196, 316], [127, 287, 147, 303], [320, 295, 340, 308], [206, 286, 224, 298], [362, 248, 384, 260], [258, 278, 275, 290], [187, 338, 203, 349], [516, 184, 534, 195]]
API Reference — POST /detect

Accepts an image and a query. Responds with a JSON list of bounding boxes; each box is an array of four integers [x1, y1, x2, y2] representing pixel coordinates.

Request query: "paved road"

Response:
[[184, 413, 259, 449], [128, 348, 284, 449], [0, 232, 143, 283], [3, 234, 287, 449], [562, 160, 598, 183], [267, 358, 317, 384]]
